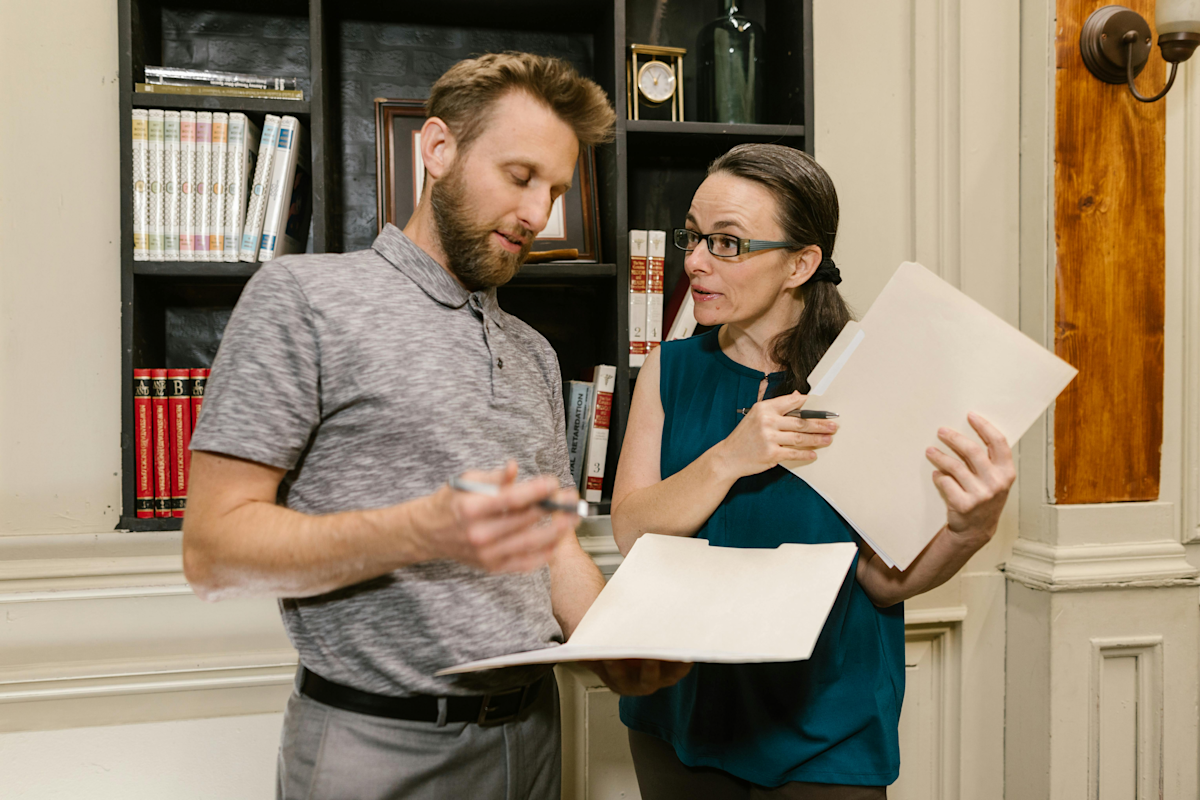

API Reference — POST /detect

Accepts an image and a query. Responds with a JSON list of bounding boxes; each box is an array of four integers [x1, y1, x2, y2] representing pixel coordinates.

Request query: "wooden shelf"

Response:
[[120, 516, 183, 532], [511, 262, 617, 282], [625, 120, 806, 140], [132, 92, 311, 115], [133, 260, 261, 278]]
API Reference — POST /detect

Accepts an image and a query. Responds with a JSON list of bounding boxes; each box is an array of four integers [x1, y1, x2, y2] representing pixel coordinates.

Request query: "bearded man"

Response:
[[182, 53, 689, 800]]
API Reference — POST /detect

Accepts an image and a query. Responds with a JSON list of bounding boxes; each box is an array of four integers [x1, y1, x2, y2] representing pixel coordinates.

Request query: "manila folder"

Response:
[[438, 534, 858, 675], [785, 262, 1077, 572]]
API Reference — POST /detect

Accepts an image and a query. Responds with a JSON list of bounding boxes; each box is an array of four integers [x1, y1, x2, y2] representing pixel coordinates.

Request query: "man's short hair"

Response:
[[427, 52, 616, 151]]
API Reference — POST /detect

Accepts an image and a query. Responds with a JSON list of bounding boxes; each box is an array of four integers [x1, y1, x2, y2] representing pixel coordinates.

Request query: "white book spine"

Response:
[[666, 292, 698, 341], [131, 110, 149, 261], [146, 109, 164, 260], [178, 111, 196, 261], [223, 114, 260, 262], [646, 230, 666, 353], [194, 111, 213, 260], [271, 121, 311, 258], [240, 115, 281, 262], [258, 116, 300, 262], [582, 365, 616, 503], [628, 230, 649, 367], [207, 113, 229, 261], [161, 111, 181, 261], [564, 380, 594, 490]]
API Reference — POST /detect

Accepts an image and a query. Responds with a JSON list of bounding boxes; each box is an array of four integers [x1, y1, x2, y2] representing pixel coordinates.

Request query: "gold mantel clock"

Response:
[[627, 44, 686, 121]]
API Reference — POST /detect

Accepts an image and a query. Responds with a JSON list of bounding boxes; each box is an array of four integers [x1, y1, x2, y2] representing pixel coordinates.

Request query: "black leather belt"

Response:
[[299, 667, 545, 727]]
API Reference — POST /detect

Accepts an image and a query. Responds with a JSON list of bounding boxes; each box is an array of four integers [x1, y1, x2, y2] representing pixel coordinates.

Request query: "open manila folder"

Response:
[[785, 261, 1077, 571], [438, 535, 857, 675]]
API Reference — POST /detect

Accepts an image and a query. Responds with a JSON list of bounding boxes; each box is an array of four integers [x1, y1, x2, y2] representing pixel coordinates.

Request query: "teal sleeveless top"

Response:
[[619, 329, 905, 788]]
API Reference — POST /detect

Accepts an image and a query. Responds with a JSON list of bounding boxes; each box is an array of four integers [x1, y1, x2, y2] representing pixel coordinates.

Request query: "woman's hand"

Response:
[[712, 391, 838, 480], [926, 412, 1015, 545]]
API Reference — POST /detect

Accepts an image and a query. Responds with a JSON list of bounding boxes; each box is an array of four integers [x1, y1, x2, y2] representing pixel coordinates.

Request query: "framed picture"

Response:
[[374, 98, 601, 262]]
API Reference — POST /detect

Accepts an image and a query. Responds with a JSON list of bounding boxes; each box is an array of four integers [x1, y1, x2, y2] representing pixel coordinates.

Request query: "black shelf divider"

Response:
[[511, 263, 617, 282], [133, 261, 261, 278], [120, 516, 184, 532], [625, 120, 806, 139], [131, 93, 311, 115]]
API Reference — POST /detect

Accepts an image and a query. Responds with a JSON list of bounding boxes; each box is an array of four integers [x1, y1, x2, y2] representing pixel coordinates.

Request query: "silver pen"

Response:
[[448, 475, 592, 516]]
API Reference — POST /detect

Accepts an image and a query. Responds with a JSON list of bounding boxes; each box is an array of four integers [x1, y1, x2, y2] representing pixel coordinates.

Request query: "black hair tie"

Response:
[[811, 257, 842, 286]]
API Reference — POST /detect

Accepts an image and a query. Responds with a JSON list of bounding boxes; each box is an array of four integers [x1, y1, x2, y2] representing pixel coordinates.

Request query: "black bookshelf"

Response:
[[116, 0, 814, 531]]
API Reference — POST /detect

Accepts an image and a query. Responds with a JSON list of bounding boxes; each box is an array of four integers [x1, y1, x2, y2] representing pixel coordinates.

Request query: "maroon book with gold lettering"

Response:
[[190, 368, 209, 429], [167, 369, 192, 518], [151, 369, 173, 518], [133, 369, 154, 518]]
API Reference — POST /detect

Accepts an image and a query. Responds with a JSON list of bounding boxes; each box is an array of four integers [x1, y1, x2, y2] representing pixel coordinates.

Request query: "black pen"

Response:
[[736, 408, 840, 419], [449, 475, 592, 516]]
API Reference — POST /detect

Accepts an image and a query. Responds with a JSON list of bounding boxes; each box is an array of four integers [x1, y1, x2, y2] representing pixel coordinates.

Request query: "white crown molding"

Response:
[[1004, 537, 1200, 591]]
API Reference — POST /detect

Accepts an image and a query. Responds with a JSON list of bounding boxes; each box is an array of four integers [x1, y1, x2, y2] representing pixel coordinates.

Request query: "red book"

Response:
[[133, 370, 154, 518], [662, 273, 691, 337], [190, 368, 209, 428], [167, 369, 192, 518], [151, 369, 172, 518]]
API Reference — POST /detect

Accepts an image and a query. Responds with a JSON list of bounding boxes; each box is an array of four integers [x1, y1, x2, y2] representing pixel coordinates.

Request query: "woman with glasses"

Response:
[[611, 144, 1014, 799]]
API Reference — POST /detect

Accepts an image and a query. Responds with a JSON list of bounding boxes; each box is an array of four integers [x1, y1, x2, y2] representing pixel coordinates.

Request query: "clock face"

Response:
[[637, 60, 676, 104]]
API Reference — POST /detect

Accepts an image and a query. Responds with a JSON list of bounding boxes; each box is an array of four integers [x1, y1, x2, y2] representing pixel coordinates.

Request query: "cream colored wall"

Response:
[[814, 1, 1019, 798], [0, 0, 123, 537], [0, 5, 296, 796]]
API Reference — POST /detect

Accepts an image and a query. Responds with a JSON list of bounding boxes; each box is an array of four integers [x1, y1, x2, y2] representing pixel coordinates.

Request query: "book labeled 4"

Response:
[[628, 231, 649, 367], [167, 370, 192, 518], [150, 370, 172, 518], [583, 365, 616, 503], [190, 368, 209, 428], [646, 230, 666, 352], [133, 370, 154, 518]]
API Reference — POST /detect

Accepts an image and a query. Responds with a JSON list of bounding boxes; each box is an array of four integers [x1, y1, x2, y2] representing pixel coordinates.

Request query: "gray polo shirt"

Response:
[[191, 224, 573, 696]]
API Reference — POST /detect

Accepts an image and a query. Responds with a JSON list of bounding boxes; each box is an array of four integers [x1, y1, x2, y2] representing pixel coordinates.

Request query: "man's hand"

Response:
[[926, 412, 1015, 545], [584, 659, 693, 696], [415, 460, 579, 573]]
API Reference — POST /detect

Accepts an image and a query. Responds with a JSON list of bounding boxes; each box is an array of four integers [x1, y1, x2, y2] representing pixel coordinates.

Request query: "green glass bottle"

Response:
[[696, 0, 765, 123]]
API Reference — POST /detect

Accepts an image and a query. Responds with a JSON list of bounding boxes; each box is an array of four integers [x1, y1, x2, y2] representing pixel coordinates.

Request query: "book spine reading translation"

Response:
[[208, 113, 229, 261], [133, 370, 154, 518], [258, 116, 300, 262], [151, 369, 172, 518], [167, 369, 192, 518], [240, 115, 280, 262], [646, 230, 666, 353], [583, 365, 616, 503], [178, 111, 196, 261], [194, 111, 212, 259], [190, 368, 209, 428], [147, 109, 165, 260], [628, 230, 648, 367], [162, 111, 181, 261], [565, 380, 593, 491], [135, 83, 304, 101], [132, 110, 149, 261]]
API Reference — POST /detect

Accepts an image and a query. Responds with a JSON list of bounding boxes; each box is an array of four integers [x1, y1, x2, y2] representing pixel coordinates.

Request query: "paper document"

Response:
[[438, 534, 857, 675], [786, 262, 1077, 571]]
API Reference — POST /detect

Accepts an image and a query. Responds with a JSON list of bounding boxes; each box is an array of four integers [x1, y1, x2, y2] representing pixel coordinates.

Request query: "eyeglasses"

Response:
[[672, 228, 800, 259]]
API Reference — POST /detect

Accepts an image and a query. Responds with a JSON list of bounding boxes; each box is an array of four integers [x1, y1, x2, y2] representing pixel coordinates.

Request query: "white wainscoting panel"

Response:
[[891, 623, 961, 800], [1089, 637, 1164, 800]]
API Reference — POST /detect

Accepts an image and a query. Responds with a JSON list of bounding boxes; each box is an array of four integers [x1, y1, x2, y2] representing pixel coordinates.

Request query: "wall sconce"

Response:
[[1080, 1, 1200, 102]]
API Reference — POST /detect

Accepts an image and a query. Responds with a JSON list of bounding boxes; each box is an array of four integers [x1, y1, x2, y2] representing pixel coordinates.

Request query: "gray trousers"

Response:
[[277, 670, 561, 800]]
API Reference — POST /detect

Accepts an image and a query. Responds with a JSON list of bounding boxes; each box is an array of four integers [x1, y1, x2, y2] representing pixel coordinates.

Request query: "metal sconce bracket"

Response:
[[1080, 4, 1200, 103]]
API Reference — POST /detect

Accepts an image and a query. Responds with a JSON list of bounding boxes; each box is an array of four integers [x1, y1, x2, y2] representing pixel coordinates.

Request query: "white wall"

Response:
[[0, 0, 123, 537]]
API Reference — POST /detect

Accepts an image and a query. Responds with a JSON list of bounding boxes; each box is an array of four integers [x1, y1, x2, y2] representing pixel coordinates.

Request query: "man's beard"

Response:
[[429, 161, 534, 291]]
